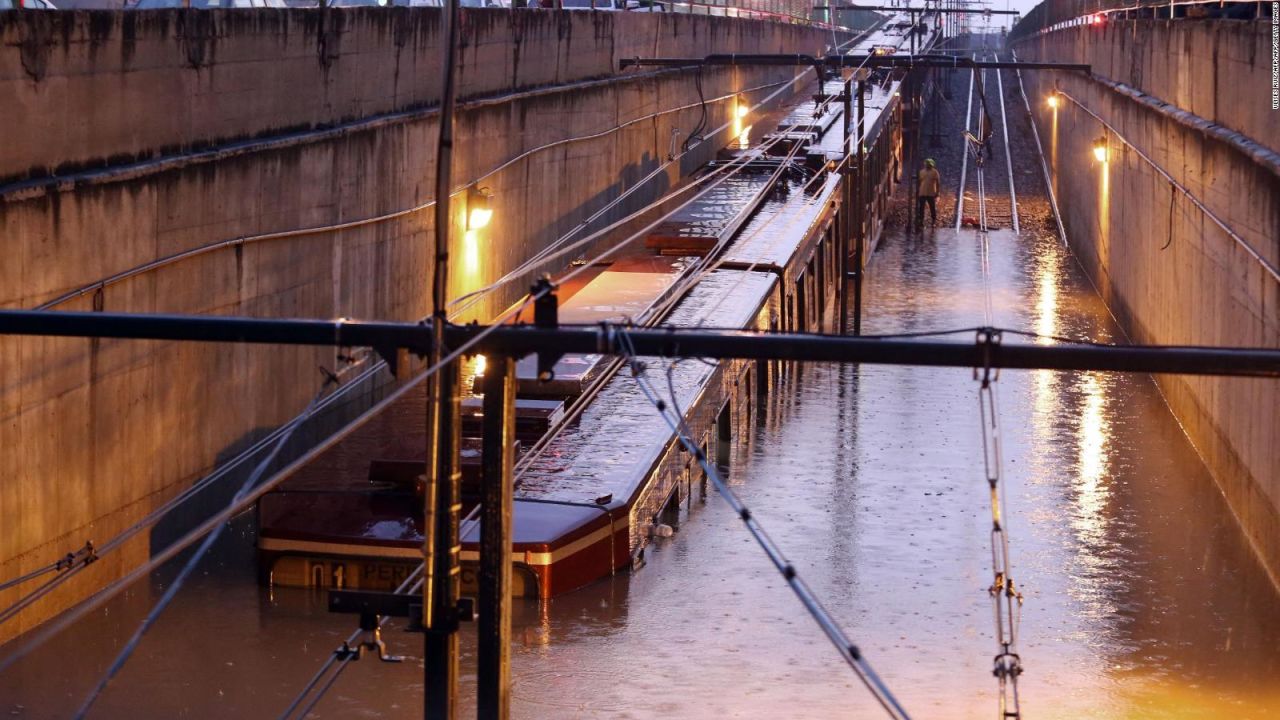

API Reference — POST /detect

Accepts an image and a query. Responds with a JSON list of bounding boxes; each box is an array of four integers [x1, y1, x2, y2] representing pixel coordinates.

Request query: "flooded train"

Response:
[[256, 21, 929, 598]]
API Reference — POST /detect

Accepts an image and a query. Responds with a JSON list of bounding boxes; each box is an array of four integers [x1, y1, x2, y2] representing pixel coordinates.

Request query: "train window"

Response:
[[795, 274, 806, 333], [827, 228, 837, 302], [806, 259, 816, 330], [716, 403, 731, 466], [816, 242, 826, 324]]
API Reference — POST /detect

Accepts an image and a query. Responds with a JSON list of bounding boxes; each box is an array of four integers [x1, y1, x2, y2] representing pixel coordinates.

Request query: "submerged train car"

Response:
[[466, 270, 779, 596], [256, 56, 912, 598]]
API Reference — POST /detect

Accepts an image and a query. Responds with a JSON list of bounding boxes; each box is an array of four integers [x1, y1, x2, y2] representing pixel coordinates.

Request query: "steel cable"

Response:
[[0, 361, 384, 629], [0, 543, 94, 594], [0, 130, 798, 654], [276, 562, 429, 720], [615, 331, 913, 720], [974, 160, 1025, 716], [70, 375, 342, 719], [2, 26, 881, 697]]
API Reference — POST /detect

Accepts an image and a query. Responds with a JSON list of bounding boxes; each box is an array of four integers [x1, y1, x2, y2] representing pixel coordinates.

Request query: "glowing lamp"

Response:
[[475, 354, 487, 377], [736, 102, 750, 119], [1092, 135, 1108, 163], [467, 186, 494, 230], [1046, 93, 1060, 109]]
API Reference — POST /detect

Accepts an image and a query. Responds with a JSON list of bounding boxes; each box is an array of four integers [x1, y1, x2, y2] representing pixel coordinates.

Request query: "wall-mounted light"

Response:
[[474, 354, 487, 377], [467, 186, 494, 231], [1046, 92, 1060, 109], [1092, 135, 1108, 163], [736, 100, 750, 119]]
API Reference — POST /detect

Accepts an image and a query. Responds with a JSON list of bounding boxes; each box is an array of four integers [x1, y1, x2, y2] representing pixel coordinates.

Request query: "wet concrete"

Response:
[[4, 223, 1278, 719]]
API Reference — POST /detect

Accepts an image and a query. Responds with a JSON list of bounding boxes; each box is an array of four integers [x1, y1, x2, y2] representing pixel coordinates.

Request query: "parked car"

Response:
[[130, 0, 286, 7], [325, 0, 498, 6], [558, 0, 624, 8], [0, 0, 59, 9]]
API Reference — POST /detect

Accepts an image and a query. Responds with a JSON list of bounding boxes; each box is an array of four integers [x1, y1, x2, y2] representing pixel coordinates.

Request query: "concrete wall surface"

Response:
[[0, 8, 833, 185], [1017, 18, 1276, 154], [1016, 20, 1280, 584], [0, 9, 839, 641]]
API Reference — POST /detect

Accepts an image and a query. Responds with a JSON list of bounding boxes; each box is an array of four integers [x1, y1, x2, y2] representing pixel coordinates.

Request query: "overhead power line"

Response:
[[616, 333, 913, 720], [71, 376, 342, 718]]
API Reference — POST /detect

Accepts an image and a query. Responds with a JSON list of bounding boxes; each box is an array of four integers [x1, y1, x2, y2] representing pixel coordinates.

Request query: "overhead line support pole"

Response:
[[840, 77, 853, 336], [477, 355, 517, 720], [427, 0, 462, 714], [853, 78, 866, 336]]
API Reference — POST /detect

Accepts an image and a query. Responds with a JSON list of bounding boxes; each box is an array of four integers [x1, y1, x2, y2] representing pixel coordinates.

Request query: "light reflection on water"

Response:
[[2, 229, 1279, 719]]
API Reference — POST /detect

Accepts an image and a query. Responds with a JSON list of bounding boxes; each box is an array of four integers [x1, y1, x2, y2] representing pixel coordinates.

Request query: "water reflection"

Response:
[[1074, 372, 1111, 547], [1033, 246, 1059, 343], [2, 227, 1279, 719]]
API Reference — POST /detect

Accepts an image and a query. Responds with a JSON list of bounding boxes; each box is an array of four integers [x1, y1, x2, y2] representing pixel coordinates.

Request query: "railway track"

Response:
[[955, 49, 1021, 233]]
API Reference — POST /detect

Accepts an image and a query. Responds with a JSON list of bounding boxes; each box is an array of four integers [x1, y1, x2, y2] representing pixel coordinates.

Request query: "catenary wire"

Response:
[[275, 562, 428, 720], [1, 22, 886, 686], [0, 361, 384, 627], [615, 330, 912, 720], [71, 376, 341, 719]]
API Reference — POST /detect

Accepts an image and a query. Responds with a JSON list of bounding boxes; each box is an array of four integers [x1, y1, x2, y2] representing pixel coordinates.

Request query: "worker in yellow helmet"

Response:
[[917, 158, 941, 227]]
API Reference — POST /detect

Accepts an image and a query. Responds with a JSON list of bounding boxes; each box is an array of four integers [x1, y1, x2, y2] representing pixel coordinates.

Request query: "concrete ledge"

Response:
[[1093, 75, 1280, 181], [1012, 19, 1275, 154], [1, 8, 842, 185]]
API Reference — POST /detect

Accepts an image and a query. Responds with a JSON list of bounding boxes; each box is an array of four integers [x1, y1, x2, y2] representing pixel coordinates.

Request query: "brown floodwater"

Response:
[[3, 226, 1278, 719]]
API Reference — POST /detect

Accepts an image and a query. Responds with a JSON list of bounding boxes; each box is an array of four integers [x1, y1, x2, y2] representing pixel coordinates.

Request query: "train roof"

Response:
[[516, 270, 777, 507], [846, 9, 942, 56], [513, 256, 688, 394], [557, 255, 691, 324], [646, 171, 776, 251], [719, 172, 842, 272]]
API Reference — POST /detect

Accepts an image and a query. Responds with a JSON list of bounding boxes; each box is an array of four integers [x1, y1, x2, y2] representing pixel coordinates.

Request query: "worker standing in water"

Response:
[[917, 158, 941, 227]]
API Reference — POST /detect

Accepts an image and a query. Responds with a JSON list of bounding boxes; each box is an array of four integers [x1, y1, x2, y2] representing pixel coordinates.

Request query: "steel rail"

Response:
[[955, 55, 976, 230], [1011, 50, 1069, 247], [1, 311, 1279, 377], [993, 52, 1019, 235]]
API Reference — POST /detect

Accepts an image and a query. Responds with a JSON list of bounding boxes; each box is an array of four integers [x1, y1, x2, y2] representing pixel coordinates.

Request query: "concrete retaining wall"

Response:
[[1016, 17, 1275, 155], [0, 8, 844, 642], [1015, 19, 1280, 584], [0, 8, 832, 184]]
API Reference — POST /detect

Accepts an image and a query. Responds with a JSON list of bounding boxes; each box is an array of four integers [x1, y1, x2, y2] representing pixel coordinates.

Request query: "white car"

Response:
[[0, 0, 59, 8], [559, 0, 624, 8], [130, 0, 286, 7]]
